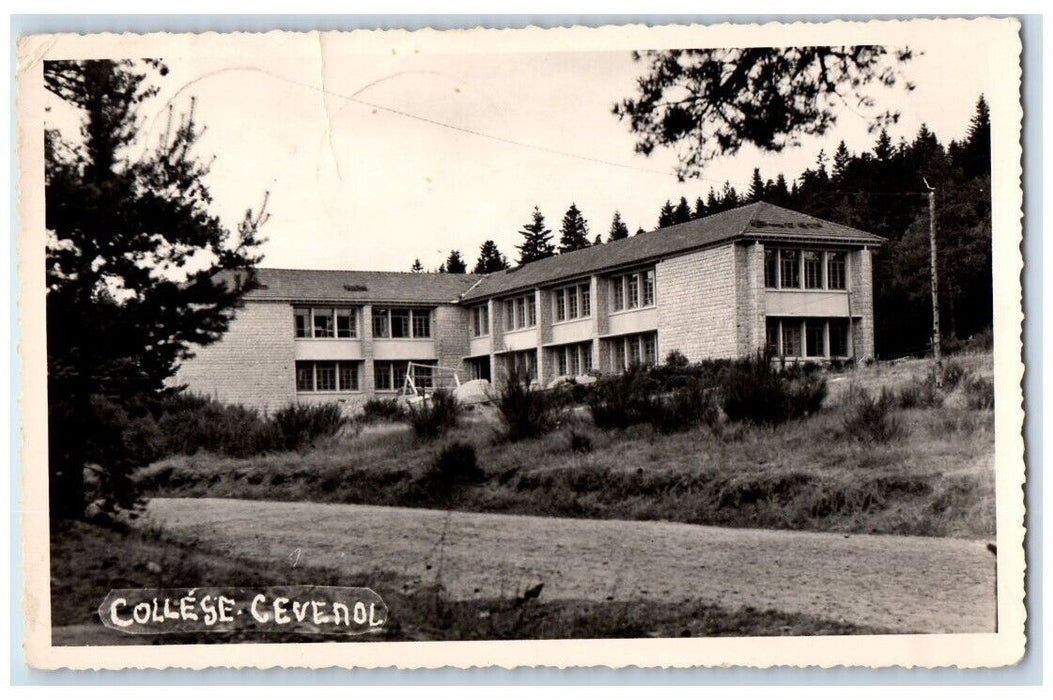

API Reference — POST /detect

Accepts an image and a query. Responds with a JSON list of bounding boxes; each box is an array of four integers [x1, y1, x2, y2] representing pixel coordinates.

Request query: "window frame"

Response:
[[803, 251, 824, 290], [295, 360, 363, 393], [827, 252, 847, 290]]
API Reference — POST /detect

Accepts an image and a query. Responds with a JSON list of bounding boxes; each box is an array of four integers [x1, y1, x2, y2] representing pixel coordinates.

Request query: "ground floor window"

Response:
[[765, 317, 852, 359], [295, 360, 361, 392], [466, 356, 491, 382], [606, 331, 658, 372], [502, 349, 537, 382], [550, 341, 593, 377], [374, 360, 437, 392]]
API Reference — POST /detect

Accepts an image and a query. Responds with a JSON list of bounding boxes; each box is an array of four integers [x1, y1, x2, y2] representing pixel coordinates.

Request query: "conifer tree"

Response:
[[410, 258, 424, 273], [748, 167, 765, 201], [672, 196, 692, 224], [558, 203, 591, 252], [657, 200, 676, 227], [608, 210, 630, 241], [473, 240, 510, 273], [516, 206, 556, 265], [443, 250, 467, 273], [693, 196, 707, 219]]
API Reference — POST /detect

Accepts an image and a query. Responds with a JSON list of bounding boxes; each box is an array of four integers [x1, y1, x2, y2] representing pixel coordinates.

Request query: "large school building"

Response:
[[174, 202, 883, 411]]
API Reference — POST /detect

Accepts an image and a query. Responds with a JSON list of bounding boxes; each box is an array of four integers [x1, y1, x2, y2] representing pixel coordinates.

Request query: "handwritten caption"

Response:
[[98, 586, 387, 635]]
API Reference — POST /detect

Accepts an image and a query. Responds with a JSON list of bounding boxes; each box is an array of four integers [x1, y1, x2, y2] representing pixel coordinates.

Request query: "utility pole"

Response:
[[924, 177, 942, 385]]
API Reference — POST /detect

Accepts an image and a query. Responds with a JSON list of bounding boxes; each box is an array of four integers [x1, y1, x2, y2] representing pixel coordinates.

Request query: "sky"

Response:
[[46, 33, 993, 273]]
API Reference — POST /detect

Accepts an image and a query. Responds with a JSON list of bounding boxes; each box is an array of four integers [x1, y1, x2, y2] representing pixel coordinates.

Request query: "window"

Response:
[[295, 361, 362, 392], [766, 319, 780, 356], [516, 298, 526, 328], [612, 277, 625, 311], [764, 249, 778, 288], [470, 306, 489, 337], [627, 273, 640, 309], [780, 250, 800, 289], [295, 309, 310, 338], [313, 308, 334, 338], [296, 363, 313, 391], [567, 287, 579, 319], [552, 342, 592, 377], [554, 283, 590, 322], [336, 309, 356, 338], [828, 252, 846, 290], [643, 271, 655, 306], [782, 322, 802, 356], [412, 310, 431, 338], [803, 251, 823, 289], [805, 319, 825, 357], [372, 308, 389, 338], [555, 289, 566, 321], [505, 350, 537, 381], [503, 294, 536, 330], [338, 363, 359, 391], [608, 333, 657, 371], [580, 284, 591, 316], [557, 348, 568, 376], [374, 360, 435, 391], [527, 296, 537, 326], [829, 319, 849, 357], [643, 334, 657, 366], [505, 300, 515, 330], [372, 308, 431, 338], [612, 339, 626, 371]]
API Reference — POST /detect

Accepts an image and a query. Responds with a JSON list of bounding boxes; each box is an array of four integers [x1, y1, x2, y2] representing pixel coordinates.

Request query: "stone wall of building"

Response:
[[655, 243, 739, 361], [173, 301, 296, 411], [850, 247, 876, 360]]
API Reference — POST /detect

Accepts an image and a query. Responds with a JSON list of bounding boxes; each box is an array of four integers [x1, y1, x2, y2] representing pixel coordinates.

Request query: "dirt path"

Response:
[[144, 497, 996, 634]]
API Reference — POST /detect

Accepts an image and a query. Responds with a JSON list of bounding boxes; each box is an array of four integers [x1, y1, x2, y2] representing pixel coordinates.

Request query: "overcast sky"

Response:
[[48, 32, 993, 273]]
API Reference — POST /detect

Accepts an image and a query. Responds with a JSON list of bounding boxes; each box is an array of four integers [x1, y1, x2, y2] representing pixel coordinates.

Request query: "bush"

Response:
[[272, 403, 346, 451], [840, 388, 906, 444], [963, 376, 995, 410], [720, 355, 828, 425], [497, 368, 566, 441], [157, 393, 279, 458], [785, 374, 829, 417], [651, 378, 721, 434], [359, 397, 406, 423], [418, 441, 484, 501], [567, 430, 593, 454], [941, 360, 967, 389], [587, 366, 660, 430], [406, 389, 460, 440], [896, 372, 944, 409]]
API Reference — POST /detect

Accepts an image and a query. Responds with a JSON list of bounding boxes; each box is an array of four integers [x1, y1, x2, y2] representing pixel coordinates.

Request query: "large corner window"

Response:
[[372, 308, 432, 338], [765, 249, 850, 291], [610, 269, 656, 313], [503, 293, 537, 331], [295, 360, 361, 392], [766, 317, 852, 359], [295, 307, 358, 339]]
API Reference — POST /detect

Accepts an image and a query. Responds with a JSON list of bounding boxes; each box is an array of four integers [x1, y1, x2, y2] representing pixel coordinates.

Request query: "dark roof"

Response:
[[243, 268, 484, 304], [461, 201, 883, 302]]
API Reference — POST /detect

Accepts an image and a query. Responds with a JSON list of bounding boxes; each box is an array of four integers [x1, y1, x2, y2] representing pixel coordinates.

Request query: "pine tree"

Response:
[[706, 187, 720, 213], [443, 250, 467, 273], [608, 210, 630, 241], [873, 129, 894, 162], [672, 196, 692, 224], [635, 227, 647, 236], [473, 240, 509, 273], [410, 258, 424, 273], [832, 140, 851, 181], [45, 60, 266, 519], [962, 94, 991, 179], [516, 206, 556, 264], [558, 203, 591, 252], [720, 181, 739, 209], [748, 167, 765, 201], [693, 196, 707, 219], [658, 200, 676, 227]]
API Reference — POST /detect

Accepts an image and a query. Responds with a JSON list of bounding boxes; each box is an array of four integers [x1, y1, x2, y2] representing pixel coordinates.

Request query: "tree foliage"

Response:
[[443, 249, 468, 273], [558, 203, 591, 252], [608, 210, 629, 241], [614, 47, 914, 179], [473, 239, 510, 273], [45, 59, 266, 519], [515, 206, 556, 265]]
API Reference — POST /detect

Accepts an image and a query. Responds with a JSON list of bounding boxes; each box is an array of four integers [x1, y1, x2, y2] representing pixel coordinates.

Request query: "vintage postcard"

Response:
[[17, 17, 1026, 671]]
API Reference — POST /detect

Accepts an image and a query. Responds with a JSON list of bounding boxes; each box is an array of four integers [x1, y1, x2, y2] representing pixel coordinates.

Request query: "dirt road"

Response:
[[144, 497, 996, 634]]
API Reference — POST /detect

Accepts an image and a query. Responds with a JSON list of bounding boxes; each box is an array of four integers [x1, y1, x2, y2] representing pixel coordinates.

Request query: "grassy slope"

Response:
[[138, 355, 995, 538], [50, 520, 887, 644]]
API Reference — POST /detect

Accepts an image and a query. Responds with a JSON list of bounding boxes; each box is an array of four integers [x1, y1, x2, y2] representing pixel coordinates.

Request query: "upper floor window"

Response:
[[295, 307, 357, 339], [765, 248, 849, 291], [503, 293, 536, 331], [610, 269, 655, 312], [554, 282, 591, 322], [469, 305, 489, 337], [373, 307, 431, 338]]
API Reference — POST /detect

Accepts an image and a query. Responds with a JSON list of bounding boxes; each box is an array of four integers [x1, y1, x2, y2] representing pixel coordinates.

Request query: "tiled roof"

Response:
[[243, 268, 483, 304], [461, 202, 883, 302]]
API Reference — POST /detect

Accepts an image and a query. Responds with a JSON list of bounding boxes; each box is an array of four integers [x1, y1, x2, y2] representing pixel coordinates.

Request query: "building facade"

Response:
[[174, 202, 883, 412]]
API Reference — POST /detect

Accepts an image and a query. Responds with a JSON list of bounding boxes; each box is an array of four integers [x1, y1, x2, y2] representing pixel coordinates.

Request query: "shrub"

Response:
[[587, 366, 660, 430], [840, 388, 906, 444], [567, 430, 593, 454], [157, 393, 279, 458], [720, 354, 790, 424], [497, 368, 566, 441], [406, 389, 460, 440], [963, 376, 995, 410], [272, 403, 346, 451], [785, 374, 829, 416], [418, 441, 484, 501], [651, 378, 721, 434], [360, 397, 406, 423], [896, 372, 944, 409], [941, 360, 967, 389]]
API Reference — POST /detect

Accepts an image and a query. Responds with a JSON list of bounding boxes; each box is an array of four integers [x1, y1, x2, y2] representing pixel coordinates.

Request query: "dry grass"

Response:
[[137, 354, 995, 539]]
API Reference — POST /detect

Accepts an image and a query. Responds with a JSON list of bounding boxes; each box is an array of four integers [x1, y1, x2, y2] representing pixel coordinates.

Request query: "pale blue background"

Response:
[[9, 13, 1043, 685]]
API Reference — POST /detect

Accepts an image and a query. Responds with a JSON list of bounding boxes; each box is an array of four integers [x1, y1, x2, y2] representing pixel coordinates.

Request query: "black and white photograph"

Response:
[[17, 17, 1026, 670]]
